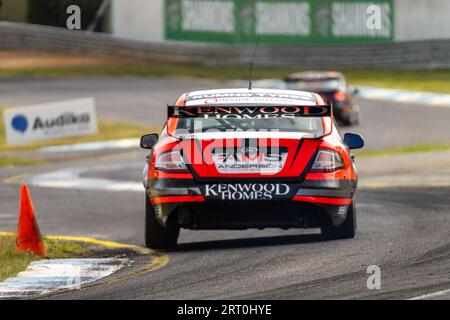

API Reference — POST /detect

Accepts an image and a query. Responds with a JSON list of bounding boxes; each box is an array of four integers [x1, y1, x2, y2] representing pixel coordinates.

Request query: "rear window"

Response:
[[286, 78, 345, 92], [175, 117, 324, 135]]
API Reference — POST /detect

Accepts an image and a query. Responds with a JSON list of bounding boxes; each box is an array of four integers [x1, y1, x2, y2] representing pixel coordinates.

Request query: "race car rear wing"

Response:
[[167, 105, 332, 119]]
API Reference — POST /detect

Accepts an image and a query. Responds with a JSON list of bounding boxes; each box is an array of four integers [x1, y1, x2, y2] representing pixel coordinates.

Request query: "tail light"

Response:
[[155, 151, 188, 172], [334, 91, 346, 102], [310, 149, 344, 173]]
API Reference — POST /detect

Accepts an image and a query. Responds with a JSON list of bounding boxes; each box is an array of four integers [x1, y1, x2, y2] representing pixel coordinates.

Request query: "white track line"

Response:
[[0, 258, 129, 299], [39, 138, 139, 154], [27, 164, 143, 192], [350, 86, 450, 107], [408, 288, 450, 300]]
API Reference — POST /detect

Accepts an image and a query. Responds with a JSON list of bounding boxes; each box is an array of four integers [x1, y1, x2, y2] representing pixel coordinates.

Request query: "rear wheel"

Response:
[[350, 110, 360, 125], [145, 194, 179, 249], [321, 203, 356, 240]]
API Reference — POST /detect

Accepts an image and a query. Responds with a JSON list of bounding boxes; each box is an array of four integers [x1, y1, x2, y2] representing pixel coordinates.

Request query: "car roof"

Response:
[[286, 71, 344, 81], [184, 88, 318, 106]]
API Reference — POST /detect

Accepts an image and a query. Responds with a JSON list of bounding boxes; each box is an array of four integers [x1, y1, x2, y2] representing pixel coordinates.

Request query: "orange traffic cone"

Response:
[[16, 185, 47, 257]]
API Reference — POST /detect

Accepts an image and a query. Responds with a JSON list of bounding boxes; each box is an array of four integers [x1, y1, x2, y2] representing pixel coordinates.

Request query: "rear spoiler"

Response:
[[167, 105, 332, 119]]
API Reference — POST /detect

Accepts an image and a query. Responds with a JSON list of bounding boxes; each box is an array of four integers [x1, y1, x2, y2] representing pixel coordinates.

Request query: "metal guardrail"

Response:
[[1, 22, 449, 69]]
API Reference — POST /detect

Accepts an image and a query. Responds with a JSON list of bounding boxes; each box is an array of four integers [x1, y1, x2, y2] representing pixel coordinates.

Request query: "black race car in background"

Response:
[[284, 71, 360, 126]]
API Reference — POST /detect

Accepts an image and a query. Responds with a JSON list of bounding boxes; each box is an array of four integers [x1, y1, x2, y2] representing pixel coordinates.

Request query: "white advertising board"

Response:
[[3, 98, 98, 145]]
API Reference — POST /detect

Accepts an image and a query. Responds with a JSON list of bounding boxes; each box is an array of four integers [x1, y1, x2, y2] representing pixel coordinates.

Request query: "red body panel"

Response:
[[180, 138, 320, 180], [151, 195, 205, 205]]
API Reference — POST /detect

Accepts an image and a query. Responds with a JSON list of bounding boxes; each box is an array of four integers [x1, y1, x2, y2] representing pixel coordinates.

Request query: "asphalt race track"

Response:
[[1, 77, 450, 300]]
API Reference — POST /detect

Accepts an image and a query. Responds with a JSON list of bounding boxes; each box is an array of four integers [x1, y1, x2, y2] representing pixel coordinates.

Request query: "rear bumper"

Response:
[[333, 101, 354, 120], [146, 179, 356, 229]]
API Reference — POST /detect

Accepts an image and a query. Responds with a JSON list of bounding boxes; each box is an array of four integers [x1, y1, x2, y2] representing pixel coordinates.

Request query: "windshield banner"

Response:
[[168, 105, 331, 119]]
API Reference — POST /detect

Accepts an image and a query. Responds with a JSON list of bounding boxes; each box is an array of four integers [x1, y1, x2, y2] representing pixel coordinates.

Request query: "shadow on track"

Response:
[[173, 233, 324, 252]]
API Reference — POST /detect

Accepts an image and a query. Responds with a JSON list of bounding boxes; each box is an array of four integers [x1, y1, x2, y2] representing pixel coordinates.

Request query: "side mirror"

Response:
[[344, 133, 364, 150], [140, 133, 159, 149]]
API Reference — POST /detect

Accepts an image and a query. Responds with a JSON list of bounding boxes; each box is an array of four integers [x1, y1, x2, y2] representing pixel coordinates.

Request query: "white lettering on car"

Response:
[[204, 184, 291, 200], [205, 184, 218, 196]]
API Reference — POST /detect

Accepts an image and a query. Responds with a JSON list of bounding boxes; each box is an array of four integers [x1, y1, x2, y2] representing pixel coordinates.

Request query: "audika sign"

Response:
[[3, 98, 98, 145]]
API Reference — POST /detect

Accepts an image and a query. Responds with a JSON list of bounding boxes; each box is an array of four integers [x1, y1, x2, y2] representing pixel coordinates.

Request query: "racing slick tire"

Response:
[[321, 203, 356, 240], [145, 194, 180, 249], [351, 110, 361, 126]]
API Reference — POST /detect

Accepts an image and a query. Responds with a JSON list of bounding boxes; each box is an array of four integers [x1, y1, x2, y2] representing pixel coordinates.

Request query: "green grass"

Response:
[[2, 64, 450, 94], [0, 157, 46, 167], [355, 143, 450, 158], [343, 69, 450, 94], [0, 234, 88, 282]]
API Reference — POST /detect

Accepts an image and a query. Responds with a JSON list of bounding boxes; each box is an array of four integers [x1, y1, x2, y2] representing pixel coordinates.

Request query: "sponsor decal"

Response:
[[168, 105, 331, 119], [213, 146, 288, 174], [255, 2, 311, 36], [11, 114, 28, 133], [185, 97, 315, 106], [332, 3, 391, 38], [186, 92, 314, 101], [181, 0, 235, 33], [32, 112, 90, 131], [204, 183, 291, 200], [3, 98, 97, 145]]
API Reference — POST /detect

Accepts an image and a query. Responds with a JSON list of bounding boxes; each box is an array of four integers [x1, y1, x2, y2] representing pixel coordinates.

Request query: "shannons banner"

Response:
[[165, 0, 393, 43]]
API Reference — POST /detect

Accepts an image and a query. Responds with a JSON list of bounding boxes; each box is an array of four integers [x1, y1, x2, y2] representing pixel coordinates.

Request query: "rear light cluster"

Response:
[[156, 149, 344, 174], [310, 149, 344, 173], [334, 91, 346, 102], [155, 151, 188, 172]]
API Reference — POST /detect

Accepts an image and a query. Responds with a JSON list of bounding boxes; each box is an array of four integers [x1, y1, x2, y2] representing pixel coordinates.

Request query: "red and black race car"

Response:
[[284, 71, 360, 126], [141, 88, 364, 249]]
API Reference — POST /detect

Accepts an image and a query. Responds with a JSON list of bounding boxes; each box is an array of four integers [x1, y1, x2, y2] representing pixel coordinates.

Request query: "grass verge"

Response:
[[0, 234, 89, 282], [344, 69, 450, 94], [355, 144, 450, 158], [0, 157, 46, 167], [2, 63, 450, 94], [0, 119, 154, 167]]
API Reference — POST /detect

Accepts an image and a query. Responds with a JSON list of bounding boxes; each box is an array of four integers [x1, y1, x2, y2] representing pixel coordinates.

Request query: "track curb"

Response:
[[0, 232, 169, 299]]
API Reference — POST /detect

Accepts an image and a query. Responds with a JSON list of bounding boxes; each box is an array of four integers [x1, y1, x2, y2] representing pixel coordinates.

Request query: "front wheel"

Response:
[[145, 194, 179, 249], [321, 203, 356, 240]]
